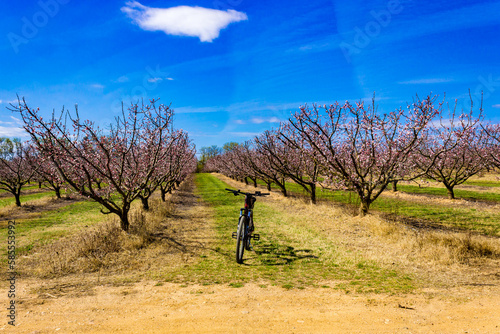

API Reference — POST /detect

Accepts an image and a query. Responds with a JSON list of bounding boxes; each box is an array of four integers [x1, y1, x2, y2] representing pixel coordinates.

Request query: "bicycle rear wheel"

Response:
[[236, 216, 246, 264]]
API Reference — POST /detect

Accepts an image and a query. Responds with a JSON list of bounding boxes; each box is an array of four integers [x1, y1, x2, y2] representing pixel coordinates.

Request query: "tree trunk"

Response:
[[266, 182, 271, 191], [54, 186, 61, 199], [244, 177, 249, 185], [277, 183, 287, 197], [120, 213, 130, 232], [359, 199, 371, 217], [279, 178, 287, 197], [392, 180, 398, 192], [14, 192, 21, 207], [446, 186, 455, 199], [310, 183, 316, 204], [38, 181, 42, 189], [141, 196, 150, 210], [253, 178, 257, 188], [161, 188, 166, 202]]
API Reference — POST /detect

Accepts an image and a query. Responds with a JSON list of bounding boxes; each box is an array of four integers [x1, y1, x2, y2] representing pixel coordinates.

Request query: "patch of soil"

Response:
[[5, 280, 500, 333]]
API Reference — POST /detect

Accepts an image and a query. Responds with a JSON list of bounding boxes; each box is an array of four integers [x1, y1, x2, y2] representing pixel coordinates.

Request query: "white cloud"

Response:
[[492, 104, 500, 108], [121, 2, 248, 42], [398, 78, 454, 85], [166, 77, 174, 81], [0, 99, 18, 104], [90, 83, 105, 89], [250, 117, 281, 124], [0, 126, 28, 138], [147, 77, 163, 83]]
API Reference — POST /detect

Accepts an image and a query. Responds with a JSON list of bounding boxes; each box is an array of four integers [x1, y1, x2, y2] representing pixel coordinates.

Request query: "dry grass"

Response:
[[362, 216, 500, 265], [19, 194, 179, 278]]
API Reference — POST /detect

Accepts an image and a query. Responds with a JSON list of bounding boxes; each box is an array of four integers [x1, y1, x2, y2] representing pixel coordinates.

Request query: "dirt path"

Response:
[[5, 281, 500, 333], [3, 175, 500, 333]]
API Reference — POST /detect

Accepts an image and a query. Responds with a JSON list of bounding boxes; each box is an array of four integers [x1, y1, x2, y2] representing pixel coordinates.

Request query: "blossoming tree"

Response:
[[13, 98, 185, 231], [0, 137, 37, 206], [288, 95, 439, 216]]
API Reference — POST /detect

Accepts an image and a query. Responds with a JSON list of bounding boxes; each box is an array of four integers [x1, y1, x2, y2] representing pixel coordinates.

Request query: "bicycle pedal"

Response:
[[252, 234, 260, 241], [232, 232, 237, 239]]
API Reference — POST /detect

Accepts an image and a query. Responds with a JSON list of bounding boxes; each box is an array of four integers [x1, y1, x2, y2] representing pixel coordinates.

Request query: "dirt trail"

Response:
[[4, 281, 500, 333], [3, 176, 500, 333]]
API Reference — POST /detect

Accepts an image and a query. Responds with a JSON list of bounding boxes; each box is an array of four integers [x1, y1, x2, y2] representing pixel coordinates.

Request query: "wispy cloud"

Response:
[[90, 83, 105, 89], [175, 106, 222, 114], [121, 2, 248, 42], [115, 76, 130, 83], [0, 99, 18, 104], [250, 117, 281, 124], [0, 117, 27, 138], [398, 78, 454, 85], [228, 132, 262, 137], [147, 77, 163, 83], [147, 77, 174, 83], [492, 104, 500, 108]]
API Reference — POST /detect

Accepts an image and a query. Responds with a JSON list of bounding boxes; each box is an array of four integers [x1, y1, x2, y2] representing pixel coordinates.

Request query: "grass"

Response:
[[388, 184, 500, 202], [5, 173, 499, 295], [463, 179, 500, 187], [0, 190, 56, 207], [0, 199, 105, 263], [259, 179, 500, 236], [162, 173, 414, 294]]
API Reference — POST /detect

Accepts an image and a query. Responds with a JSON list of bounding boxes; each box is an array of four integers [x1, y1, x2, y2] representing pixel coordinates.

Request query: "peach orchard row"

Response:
[[0, 99, 196, 231], [205, 95, 500, 216]]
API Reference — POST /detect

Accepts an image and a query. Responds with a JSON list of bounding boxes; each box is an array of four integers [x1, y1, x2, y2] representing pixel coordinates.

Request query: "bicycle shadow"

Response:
[[245, 242, 318, 266]]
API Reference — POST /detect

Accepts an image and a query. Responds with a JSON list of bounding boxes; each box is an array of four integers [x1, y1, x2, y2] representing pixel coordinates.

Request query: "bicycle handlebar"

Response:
[[225, 188, 270, 196]]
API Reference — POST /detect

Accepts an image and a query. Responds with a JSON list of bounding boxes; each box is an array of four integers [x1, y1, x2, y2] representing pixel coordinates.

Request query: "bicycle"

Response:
[[226, 188, 269, 264]]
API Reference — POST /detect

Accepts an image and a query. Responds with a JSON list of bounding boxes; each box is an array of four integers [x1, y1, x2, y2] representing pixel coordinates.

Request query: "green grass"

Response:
[[162, 173, 414, 294], [0, 190, 56, 207], [0, 184, 41, 194], [0, 199, 105, 262]]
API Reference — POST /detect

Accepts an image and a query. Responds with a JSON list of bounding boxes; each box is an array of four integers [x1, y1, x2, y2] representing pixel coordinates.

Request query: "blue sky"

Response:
[[1, 0, 500, 151]]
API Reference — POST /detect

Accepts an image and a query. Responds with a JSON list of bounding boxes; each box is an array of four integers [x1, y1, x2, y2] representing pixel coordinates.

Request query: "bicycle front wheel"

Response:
[[236, 216, 246, 264]]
